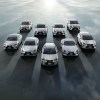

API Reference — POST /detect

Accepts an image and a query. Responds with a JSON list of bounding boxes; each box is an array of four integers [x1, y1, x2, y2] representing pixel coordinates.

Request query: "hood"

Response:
[[62, 45, 78, 52], [36, 28, 47, 31], [5, 41, 17, 46], [83, 40, 96, 44], [21, 25, 29, 28], [54, 28, 65, 31], [70, 24, 80, 27], [22, 46, 37, 52], [42, 54, 58, 60]]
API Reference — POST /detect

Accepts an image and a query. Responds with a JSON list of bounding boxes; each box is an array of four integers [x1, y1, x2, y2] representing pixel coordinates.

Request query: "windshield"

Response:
[[70, 21, 78, 24], [7, 36, 17, 41], [37, 24, 45, 28], [43, 48, 56, 54], [54, 25, 63, 28], [64, 41, 75, 46], [24, 41, 35, 46], [22, 22, 30, 25], [82, 35, 93, 40]]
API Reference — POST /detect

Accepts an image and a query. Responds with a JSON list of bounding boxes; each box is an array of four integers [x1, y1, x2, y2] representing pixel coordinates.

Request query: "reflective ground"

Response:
[[0, 0, 100, 100]]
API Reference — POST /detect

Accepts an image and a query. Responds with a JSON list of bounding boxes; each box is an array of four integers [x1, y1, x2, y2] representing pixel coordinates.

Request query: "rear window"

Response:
[[37, 24, 46, 28], [7, 36, 17, 41], [70, 21, 78, 24], [24, 41, 35, 46], [82, 35, 93, 40], [43, 48, 56, 54], [54, 25, 63, 28], [22, 22, 30, 25], [64, 41, 75, 46]]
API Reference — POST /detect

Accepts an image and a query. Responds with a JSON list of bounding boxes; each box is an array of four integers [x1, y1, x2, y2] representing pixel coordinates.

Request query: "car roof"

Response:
[[37, 23, 46, 25], [8, 34, 21, 37], [80, 32, 91, 36], [25, 37, 38, 41], [22, 20, 31, 22], [68, 19, 78, 21], [54, 24, 63, 25], [62, 38, 75, 42], [44, 43, 56, 48]]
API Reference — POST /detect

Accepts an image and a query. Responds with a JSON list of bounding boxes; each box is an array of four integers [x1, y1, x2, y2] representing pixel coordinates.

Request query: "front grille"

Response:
[[73, 27, 78, 30], [6, 46, 13, 49], [67, 52, 75, 55], [25, 52, 32, 55], [86, 44, 94, 48], [45, 60, 54, 65]]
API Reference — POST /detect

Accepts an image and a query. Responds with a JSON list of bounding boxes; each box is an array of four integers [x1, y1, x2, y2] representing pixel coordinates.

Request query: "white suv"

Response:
[[41, 43, 58, 66], [21, 37, 39, 56], [61, 38, 79, 56], [4, 34, 22, 50], [20, 21, 32, 32], [77, 32, 96, 49], [67, 20, 80, 32], [34, 24, 48, 36], [52, 24, 65, 36]]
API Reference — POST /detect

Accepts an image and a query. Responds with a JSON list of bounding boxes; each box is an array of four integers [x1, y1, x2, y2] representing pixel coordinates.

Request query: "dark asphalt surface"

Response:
[[0, 0, 100, 100]]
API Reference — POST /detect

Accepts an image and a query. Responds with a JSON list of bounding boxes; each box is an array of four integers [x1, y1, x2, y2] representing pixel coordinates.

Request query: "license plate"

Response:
[[88, 46, 91, 48], [48, 63, 52, 65], [70, 53, 73, 55], [27, 53, 30, 55], [8, 47, 11, 49]]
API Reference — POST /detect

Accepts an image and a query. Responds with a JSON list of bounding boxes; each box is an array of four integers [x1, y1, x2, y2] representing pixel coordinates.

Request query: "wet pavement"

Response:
[[0, 0, 100, 100]]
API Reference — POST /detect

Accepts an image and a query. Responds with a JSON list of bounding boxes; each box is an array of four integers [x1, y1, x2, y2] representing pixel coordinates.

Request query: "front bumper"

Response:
[[81, 44, 96, 49], [63, 52, 78, 56], [21, 52, 37, 56], [4, 45, 18, 50], [35, 31, 47, 35], [69, 27, 80, 31], [53, 31, 65, 36], [41, 60, 58, 66], [20, 27, 30, 32]]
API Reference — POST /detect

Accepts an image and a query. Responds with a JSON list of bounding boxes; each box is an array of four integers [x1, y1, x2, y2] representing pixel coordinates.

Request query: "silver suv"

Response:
[[4, 34, 22, 50], [20, 21, 32, 32], [41, 43, 58, 66], [77, 32, 96, 49], [67, 20, 80, 32], [34, 24, 48, 36], [53, 24, 65, 36], [21, 37, 39, 56], [61, 38, 79, 56]]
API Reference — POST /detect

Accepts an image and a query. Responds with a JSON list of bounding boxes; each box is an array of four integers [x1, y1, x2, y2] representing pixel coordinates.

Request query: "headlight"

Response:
[[42, 58, 46, 62], [82, 42, 86, 46], [74, 50, 78, 54], [70, 26, 73, 29], [94, 42, 96, 45], [54, 58, 58, 62], [4, 43, 7, 46], [21, 49, 25, 53], [13, 44, 18, 47], [43, 31, 46, 33], [34, 49, 37, 52], [54, 30, 57, 32], [63, 31, 65, 33]]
